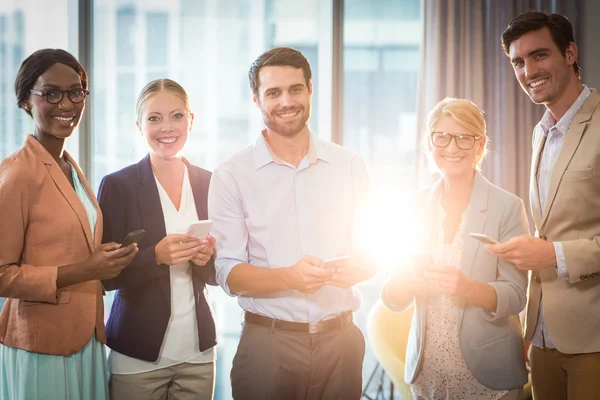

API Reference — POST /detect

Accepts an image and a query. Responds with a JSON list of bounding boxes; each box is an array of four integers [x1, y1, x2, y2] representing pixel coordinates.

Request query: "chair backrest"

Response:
[[367, 299, 414, 399]]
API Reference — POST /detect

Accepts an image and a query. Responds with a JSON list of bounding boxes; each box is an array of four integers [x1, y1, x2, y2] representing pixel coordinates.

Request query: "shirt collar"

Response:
[[253, 129, 330, 169], [540, 85, 592, 137]]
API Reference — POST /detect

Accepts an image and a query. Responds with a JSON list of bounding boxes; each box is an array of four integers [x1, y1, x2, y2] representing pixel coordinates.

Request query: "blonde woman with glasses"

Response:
[[382, 98, 529, 399]]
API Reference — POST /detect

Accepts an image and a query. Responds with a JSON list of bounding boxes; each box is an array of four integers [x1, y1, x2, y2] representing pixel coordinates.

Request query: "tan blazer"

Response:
[[0, 135, 105, 356], [525, 90, 600, 354]]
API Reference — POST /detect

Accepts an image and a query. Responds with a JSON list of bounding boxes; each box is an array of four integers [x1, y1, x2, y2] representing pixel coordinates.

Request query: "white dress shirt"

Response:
[[109, 166, 215, 374], [208, 132, 370, 323]]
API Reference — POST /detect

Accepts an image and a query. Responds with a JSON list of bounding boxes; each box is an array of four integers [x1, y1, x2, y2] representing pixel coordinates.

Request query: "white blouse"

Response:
[[109, 166, 215, 375]]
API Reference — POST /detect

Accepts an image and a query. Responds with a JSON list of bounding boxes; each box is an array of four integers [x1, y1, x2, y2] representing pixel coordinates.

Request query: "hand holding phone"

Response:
[[322, 255, 352, 271], [470, 233, 499, 245], [120, 229, 145, 248], [187, 220, 212, 239]]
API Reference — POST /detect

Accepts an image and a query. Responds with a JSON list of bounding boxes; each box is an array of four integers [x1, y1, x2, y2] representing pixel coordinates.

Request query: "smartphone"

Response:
[[323, 255, 352, 270], [187, 220, 212, 239], [470, 233, 499, 245], [120, 229, 145, 248]]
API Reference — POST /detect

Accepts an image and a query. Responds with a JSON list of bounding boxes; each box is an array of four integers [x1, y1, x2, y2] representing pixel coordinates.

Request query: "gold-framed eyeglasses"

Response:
[[30, 88, 89, 104], [430, 131, 481, 150]]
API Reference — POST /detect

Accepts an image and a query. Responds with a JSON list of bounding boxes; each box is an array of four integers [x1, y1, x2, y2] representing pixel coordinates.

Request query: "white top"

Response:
[[109, 166, 215, 375], [412, 202, 508, 400], [208, 132, 370, 322]]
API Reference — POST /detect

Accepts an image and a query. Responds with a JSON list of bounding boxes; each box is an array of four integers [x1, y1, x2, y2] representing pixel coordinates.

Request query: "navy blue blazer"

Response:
[[97, 155, 217, 362]]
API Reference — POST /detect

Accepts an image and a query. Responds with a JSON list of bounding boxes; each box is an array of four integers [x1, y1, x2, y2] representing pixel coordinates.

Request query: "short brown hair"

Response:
[[248, 47, 312, 95], [14, 49, 88, 117], [501, 11, 580, 79]]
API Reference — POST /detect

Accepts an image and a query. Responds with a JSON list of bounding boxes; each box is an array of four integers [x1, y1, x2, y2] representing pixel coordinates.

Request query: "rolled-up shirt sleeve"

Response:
[[554, 242, 570, 281], [208, 167, 249, 296]]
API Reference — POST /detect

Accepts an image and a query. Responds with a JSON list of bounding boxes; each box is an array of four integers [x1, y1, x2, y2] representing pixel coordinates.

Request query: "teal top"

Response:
[[68, 161, 97, 240]]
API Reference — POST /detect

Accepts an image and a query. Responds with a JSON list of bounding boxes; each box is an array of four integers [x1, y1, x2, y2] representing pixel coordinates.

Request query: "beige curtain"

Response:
[[415, 0, 580, 205]]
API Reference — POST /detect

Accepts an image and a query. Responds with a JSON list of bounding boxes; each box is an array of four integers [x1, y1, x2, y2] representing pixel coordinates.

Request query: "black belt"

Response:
[[244, 311, 353, 334]]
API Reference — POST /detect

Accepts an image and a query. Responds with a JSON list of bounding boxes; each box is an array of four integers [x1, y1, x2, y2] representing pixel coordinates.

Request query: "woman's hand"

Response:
[[424, 264, 499, 312], [154, 233, 203, 266], [190, 235, 216, 266], [57, 242, 138, 288], [424, 264, 472, 296]]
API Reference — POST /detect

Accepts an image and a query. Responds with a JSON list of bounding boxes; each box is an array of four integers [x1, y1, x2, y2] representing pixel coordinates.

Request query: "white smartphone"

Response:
[[323, 255, 352, 270], [470, 233, 499, 245], [187, 220, 212, 239]]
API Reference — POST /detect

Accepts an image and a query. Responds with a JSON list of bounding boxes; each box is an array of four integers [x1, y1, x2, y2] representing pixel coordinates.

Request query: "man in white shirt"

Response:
[[208, 47, 376, 399]]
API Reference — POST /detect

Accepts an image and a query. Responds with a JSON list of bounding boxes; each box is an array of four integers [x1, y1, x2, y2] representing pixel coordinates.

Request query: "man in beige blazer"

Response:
[[489, 11, 600, 399]]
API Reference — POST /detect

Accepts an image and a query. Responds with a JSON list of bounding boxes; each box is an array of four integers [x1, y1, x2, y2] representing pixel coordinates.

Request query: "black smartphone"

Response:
[[120, 229, 145, 248]]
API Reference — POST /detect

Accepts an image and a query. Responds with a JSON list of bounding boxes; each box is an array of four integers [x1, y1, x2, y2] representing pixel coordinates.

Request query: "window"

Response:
[[0, 1, 80, 161], [344, 0, 421, 394]]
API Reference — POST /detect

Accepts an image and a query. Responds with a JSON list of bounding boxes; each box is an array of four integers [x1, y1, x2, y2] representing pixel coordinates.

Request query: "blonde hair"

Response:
[[136, 78, 191, 122], [426, 97, 488, 169]]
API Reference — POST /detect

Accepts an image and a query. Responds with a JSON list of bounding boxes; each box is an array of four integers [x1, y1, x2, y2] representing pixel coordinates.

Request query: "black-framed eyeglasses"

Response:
[[30, 88, 89, 104], [430, 131, 481, 150]]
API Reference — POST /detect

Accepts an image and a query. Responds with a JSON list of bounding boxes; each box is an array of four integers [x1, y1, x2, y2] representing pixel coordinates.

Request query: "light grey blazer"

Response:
[[382, 172, 529, 390]]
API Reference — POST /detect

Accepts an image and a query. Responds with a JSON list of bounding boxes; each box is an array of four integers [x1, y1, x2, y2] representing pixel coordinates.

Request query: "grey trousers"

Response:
[[231, 321, 366, 400]]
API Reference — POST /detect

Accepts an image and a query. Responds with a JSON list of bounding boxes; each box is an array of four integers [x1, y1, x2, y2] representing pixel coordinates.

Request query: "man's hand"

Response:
[[486, 234, 556, 271], [423, 265, 471, 296], [190, 235, 216, 267], [325, 256, 375, 289], [282, 255, 334, 294]]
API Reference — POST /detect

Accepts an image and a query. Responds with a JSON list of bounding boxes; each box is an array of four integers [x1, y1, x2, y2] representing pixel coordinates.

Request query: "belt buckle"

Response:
[[308, 321, 320, 334]]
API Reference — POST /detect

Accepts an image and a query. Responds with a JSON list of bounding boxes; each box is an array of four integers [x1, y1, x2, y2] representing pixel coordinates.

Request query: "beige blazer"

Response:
[[382, 172, 529, 390], [525, 90, 600, 354], [0, 135, 105, 356]]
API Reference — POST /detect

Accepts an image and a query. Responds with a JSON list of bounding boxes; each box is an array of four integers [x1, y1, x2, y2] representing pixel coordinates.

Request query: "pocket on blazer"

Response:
[[562, 167, 594, 181], [475, 333, 510, 349]]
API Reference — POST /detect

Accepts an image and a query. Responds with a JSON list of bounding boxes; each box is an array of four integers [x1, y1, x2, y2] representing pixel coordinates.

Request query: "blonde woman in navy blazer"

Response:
[[382, 98, 528, 399], [98, 79, 217, 400]]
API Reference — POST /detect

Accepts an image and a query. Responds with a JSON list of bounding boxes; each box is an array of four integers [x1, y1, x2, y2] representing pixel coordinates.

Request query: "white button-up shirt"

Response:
[[208, 132, 370, 322]]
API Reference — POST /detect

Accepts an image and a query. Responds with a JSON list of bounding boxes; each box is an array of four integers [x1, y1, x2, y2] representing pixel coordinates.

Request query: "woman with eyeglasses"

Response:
[[382, 98, 529, 399], [0, 49, 138, 400]]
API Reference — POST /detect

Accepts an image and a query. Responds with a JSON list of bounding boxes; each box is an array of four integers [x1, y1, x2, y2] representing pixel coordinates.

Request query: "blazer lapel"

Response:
[[539, 93, 599, 230], [136, 155, 170, 299], [185, 159, 208, 221], [26, 136, 94, 251], [530, 126, 546, 228], [64, 151, 103, 248], [457, 172, 488, 326]]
